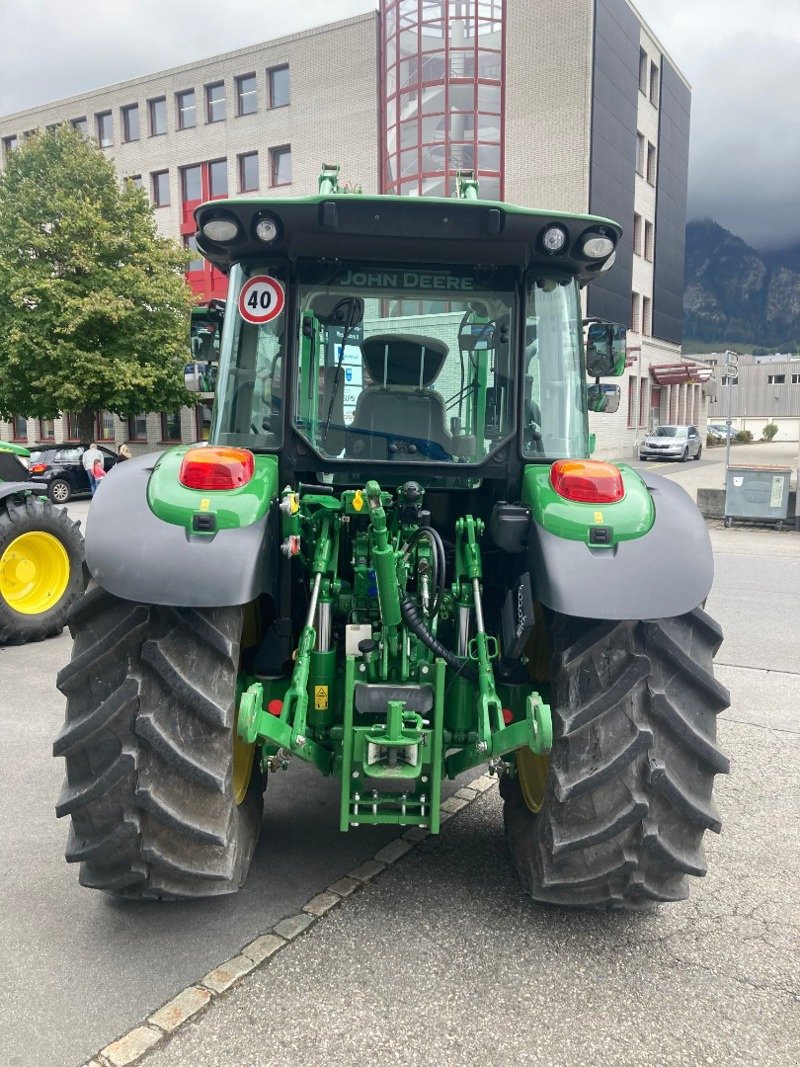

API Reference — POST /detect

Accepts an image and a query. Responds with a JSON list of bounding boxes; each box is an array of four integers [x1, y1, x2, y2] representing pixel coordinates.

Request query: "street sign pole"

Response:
[[723, 350, 738, 487]]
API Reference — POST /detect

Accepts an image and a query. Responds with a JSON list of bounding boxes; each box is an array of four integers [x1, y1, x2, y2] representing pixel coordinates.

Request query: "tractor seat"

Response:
[[345, 334, 453, 461]]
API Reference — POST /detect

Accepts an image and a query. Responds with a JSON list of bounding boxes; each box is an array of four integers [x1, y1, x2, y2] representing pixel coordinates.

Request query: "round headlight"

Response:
[[542, 225, 568, 253], [582, 234, 615, 259], [255, 217, 278, 243], [202, 218, 239, 242]]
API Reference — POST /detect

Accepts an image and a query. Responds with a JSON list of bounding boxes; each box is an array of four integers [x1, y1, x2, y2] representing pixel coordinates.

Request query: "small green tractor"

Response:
[[55, 168, 729, 907], [0, 442, 84, 644]]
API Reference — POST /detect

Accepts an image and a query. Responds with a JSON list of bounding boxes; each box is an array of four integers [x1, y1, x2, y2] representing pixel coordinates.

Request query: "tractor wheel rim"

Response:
[[232, 705, 255, 805], [516, 746, 550, 814], [0, 530, 70, 615], [52, 484, 69, 502]]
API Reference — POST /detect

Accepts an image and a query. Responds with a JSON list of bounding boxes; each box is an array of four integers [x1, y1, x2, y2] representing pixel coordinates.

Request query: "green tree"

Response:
[[0, 125, 195, 442]]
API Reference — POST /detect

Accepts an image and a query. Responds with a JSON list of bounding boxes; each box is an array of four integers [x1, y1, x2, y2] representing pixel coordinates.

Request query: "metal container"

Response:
[[724, 465, 792, 528]]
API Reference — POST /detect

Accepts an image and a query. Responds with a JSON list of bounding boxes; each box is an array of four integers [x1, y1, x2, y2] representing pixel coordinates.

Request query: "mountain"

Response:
[[683, 220, 800, 348]]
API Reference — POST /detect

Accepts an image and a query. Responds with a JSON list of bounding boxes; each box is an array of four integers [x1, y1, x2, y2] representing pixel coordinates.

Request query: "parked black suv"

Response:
[[27, 444, 119, 503]]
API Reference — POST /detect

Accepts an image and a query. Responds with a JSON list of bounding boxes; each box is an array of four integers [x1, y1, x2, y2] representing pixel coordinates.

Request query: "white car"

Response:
[[639, 425, 702, 462]]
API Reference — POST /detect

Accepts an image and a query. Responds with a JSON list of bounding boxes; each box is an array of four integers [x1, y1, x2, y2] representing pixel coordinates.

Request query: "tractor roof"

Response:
[[194, 193, 622, 283]]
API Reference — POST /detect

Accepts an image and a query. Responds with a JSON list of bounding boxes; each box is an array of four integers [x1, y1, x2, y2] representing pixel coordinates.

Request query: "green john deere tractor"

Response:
[[55, 167, 729, 907], [0, 442, 84, 644]]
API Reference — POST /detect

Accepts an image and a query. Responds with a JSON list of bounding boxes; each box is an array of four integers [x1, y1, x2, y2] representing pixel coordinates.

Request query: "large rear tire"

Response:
[[0, 494, 84, 645], [54, 582, 264, 899], [501, 608, 730, 908]]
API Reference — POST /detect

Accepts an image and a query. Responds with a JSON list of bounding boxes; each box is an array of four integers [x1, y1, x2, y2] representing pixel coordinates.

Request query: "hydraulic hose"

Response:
[[401, 597, 478, 683]]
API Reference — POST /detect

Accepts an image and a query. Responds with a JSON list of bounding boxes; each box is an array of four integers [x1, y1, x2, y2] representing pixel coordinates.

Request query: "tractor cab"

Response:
[[195, 169, 624, 489]]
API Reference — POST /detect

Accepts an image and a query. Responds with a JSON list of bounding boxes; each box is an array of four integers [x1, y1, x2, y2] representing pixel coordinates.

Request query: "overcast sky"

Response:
[[1, 0, 797, 251]]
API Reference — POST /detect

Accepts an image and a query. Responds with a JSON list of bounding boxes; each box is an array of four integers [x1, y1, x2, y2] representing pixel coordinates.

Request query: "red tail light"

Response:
[[30, 463, 48, 473], [178, 446, 255, 491], [550, 460, 624, 504]]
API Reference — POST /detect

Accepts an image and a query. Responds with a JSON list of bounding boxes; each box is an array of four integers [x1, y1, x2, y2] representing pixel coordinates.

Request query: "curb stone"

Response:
[[80, 772, 498, 1066]]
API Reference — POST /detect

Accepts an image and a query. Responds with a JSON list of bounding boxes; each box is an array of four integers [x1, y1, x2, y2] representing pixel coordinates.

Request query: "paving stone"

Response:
[[149, 986, 211, 1033], [241, 932, 286, 965], [303, 891, 340, 916], [401, 825, 430, 842], [470, 774, 495, 792], [327, 875, 362, 897], [348, 859, 386, 882], [455, 786, 478, 801], [273, 913, 315, 940], [373, 838, 414, 865], [100, 1025, 162, 1066], [438, 809, 453, 823], [201, 955, 256, 994], [440, 795, 468, 814]]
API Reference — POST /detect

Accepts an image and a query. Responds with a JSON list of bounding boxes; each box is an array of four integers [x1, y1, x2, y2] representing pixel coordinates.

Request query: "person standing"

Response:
[[82, 441, 103, 496]]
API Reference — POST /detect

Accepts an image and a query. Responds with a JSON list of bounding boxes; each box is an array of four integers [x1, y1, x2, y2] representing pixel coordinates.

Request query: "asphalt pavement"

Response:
[[1, 451, 798, 1066]]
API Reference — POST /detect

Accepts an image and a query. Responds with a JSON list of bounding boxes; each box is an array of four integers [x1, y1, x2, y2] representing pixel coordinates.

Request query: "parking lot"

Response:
[[1, 453, 798, 1066]]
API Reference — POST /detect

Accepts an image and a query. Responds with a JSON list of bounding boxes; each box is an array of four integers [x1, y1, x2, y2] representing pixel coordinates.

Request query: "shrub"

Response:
[[736, 429, 754, 444], [706, 433, 720, 447], [762, 423, 779, 441]]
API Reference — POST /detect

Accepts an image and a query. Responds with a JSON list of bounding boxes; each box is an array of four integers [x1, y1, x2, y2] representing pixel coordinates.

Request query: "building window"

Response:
[[631, 291, 640, 333], [152, 170, 170, 207], [236, 74, 258, 116], [649, 62, 660, 106], [268, 65, 290, 108], [71, 117, 88, 136], [646, 141, 657, 184], [792, 374, 800, 384], [65, 413, 80, 440], [206, 82, 226, 123], [96, 111, 113, 147], [128, 414, 147, 441], [767, 374, 786, 384], [636, 133, 645, 177], [238, 151, 259, 192], [3, 135, 19, 160], [627, 376, 648, 429], [148, 97, 167, 136], [209, 159, 228, 198], [633, 213, 643, 257], [196, 402, 213, 442], [161, 412, 182, 442], [176, 89, 196, 130], [125, 174, 143, 190], [12, 415, 27, 440], [642, 296, 652, 337], [270, 145, 292, 187], [184, 234, 203, 272], [39, 418, 55, 441], [644, 220, 654, 261], [181, 164, 202, 202], [96, 411, 115, 440], [121, 104, 139, 142], [639, 48, 648, 94]]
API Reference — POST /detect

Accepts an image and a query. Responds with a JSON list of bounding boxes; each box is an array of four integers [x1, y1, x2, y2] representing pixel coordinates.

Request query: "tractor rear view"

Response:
[[55, 169, 729, 907]]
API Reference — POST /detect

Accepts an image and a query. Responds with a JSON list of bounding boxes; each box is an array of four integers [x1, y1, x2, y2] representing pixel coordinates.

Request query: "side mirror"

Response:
[[587, 382, 621, 414], [310, 295, 364, 328], [585, 322, 627, 377]]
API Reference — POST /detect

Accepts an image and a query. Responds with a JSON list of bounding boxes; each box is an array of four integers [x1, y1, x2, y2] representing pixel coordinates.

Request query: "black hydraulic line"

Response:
[[401, 597, 477, 683], [404, 525, 446, 619]]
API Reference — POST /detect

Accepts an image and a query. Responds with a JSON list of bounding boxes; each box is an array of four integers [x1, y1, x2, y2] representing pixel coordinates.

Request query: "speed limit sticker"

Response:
[[237, 275, 285, 324]]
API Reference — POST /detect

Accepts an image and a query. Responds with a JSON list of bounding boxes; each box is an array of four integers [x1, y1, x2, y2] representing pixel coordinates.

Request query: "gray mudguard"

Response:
[[527, 469, 714, 620], [85, 454, 276, 607], [0, 482, 45, 502]]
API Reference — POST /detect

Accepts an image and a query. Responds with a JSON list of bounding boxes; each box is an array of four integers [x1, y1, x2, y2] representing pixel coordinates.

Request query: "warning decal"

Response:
[[314, 685, 329, 710], [237, 275, 286, 325]]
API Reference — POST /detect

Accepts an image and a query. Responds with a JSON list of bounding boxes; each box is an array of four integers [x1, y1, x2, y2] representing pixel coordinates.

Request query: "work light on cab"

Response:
[[550, 459, 624, 503], [178, 446, 255, 491]]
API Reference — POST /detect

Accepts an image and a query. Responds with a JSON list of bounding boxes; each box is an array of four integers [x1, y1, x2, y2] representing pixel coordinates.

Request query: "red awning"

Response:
[[649, 362, 713, 386]]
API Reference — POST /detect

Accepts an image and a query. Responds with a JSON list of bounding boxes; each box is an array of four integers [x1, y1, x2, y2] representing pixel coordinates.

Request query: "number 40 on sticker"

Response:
[[237, 275, 285, 324]]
